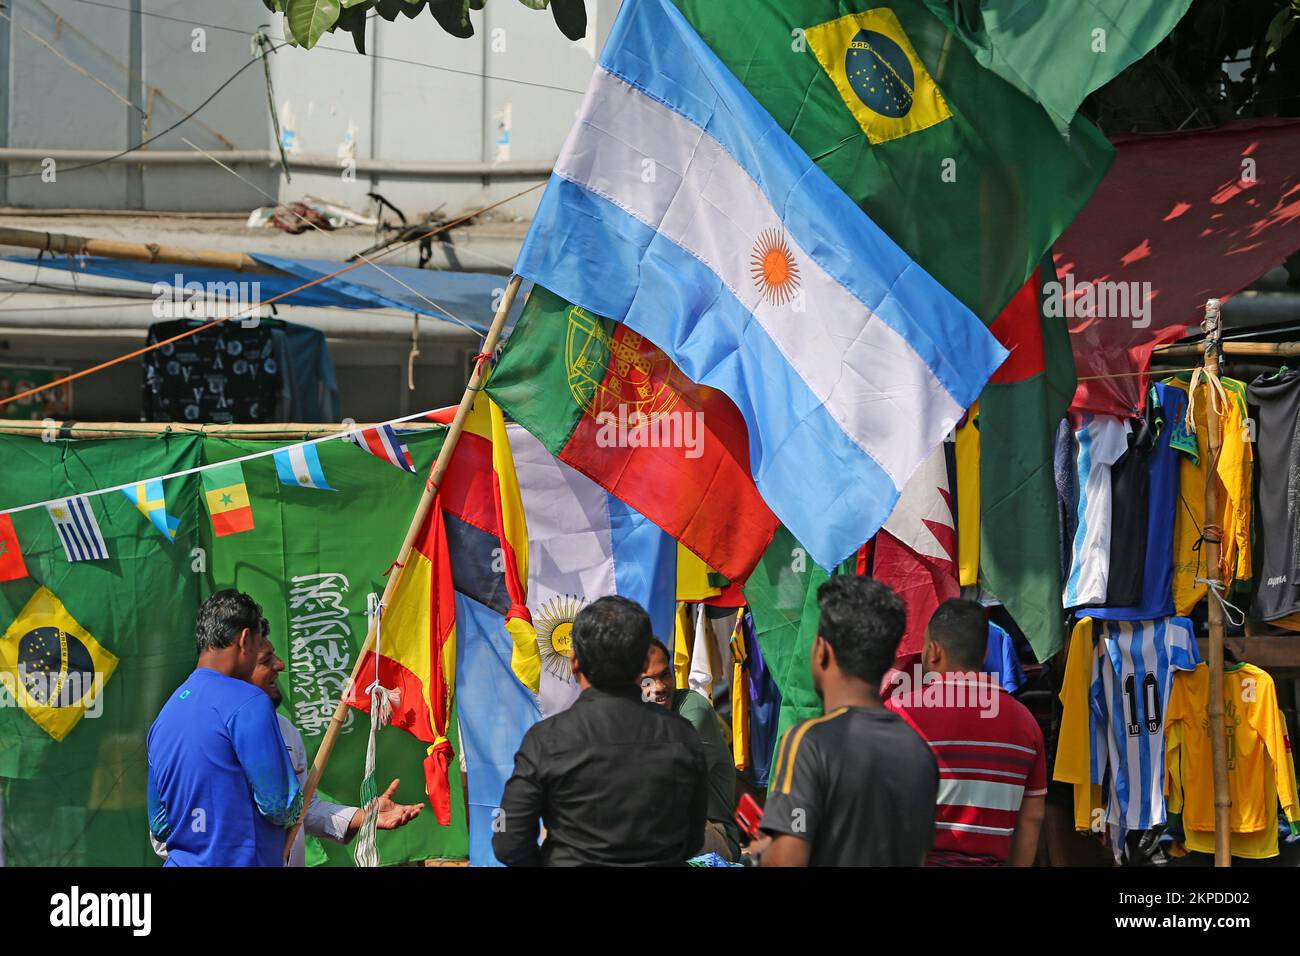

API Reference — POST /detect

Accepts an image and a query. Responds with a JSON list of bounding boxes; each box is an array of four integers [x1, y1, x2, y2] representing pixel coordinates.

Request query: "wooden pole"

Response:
[[281, 274, 522, 860], [0, 420, 444, 439], [0, 225, 266, 272], [1201, 298, 1233, 867], [1156, 341, 1300, 359]]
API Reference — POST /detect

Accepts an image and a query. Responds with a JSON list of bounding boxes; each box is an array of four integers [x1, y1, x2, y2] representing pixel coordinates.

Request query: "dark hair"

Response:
[[571, 595, 652, 691], [926, 599, 989, 670], [646, 636, 671, 666], [196, 589, 266, 655], [815, 576, 906, 683]]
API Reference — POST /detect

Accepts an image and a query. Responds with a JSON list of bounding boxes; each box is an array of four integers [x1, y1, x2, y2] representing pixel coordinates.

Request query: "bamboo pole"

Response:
[[0, 420, 445, 439], [1200, 298, 1233, 867], [1155, 341, 1300, 359], [0, 225, 266, 272], [281, 274, 523, 860]]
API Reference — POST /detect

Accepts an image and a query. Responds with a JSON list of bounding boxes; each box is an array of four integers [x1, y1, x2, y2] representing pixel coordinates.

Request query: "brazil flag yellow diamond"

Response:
[[0, 587, 118, 741], [805, 8, 951, 145]]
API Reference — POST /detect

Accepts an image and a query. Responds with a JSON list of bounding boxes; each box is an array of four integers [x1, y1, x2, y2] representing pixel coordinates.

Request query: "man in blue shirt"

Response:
[[147, 589, 302, 866]]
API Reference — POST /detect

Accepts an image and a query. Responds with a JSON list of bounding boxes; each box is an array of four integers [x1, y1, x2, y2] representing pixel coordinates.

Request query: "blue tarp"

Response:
[[6, 254, 528, 335]]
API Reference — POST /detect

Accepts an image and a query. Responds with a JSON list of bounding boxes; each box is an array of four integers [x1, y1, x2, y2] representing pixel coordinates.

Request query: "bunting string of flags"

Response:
[[0, 408, 442, 568]]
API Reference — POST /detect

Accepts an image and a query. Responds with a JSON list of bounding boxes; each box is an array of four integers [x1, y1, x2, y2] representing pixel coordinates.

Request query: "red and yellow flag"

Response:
[[347, 502, 457, 825]]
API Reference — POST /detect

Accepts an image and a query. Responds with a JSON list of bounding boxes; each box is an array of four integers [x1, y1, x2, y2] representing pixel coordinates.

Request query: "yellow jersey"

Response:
[[1163, 375, 1252, 616], [955, 404, 980, 588], [1165, 662, 1299, 858]]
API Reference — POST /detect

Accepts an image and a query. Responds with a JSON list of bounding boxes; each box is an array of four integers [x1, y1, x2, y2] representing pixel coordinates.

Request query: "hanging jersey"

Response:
[[1246, 370, 1300, 620], [1054, 418, 1078, 584], [1063, 416, 1132, 607], [985, 622, 1025, 694], [1165, 662, 1299, 858], [1094, 383, 1191, 621], [1091, 617, 1200, 852], [1166, 374, 1252, 616], [1053, 617, 1099, 832], [956, 406, 980, 588]]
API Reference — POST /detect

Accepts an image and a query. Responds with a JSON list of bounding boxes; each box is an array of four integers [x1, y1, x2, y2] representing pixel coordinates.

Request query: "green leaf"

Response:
[[340, 0, 370, 7], [286, 0, 342, 49], [427, 0, 473, 37], [373, 0, 403, 20], [516, 0, 550, 10], [337, 2, 368, 52], [1266, 8, 1298, 59], [549, 0, 585, 40]]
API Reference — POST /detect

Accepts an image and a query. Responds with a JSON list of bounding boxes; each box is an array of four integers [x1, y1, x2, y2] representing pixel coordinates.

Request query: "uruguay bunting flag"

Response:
[[273, 443, 335, 491], [514, 0, 1007, 570], [46, 496, 109, 562]]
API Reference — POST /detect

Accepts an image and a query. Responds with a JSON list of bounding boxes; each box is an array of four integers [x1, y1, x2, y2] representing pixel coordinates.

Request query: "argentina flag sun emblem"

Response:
[[805, 8, 951, 145]]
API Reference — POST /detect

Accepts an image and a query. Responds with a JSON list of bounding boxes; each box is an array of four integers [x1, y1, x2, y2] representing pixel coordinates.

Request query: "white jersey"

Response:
[[1063, 415, 1131, 607]]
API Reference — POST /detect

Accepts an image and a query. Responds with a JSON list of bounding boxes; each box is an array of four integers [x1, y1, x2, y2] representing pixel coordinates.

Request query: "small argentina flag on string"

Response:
[[122, 479, 181, 541], [273, 443, 335, 491], [47, 496, 109, 562]]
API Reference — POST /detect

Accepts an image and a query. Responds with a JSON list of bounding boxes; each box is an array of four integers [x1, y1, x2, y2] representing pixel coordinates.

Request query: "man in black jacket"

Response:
[[493, 596, 708, 866]]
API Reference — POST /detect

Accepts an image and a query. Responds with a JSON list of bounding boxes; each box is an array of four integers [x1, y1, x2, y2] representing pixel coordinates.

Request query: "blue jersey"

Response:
[[984, 623, 1025, 694], [147, 668, 302, 866], [1089, 617, 1199, 852], [1092, 383, 1192, 621]]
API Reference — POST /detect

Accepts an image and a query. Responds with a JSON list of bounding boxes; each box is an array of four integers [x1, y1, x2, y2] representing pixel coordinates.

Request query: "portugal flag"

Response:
[[346, 502, 457, 826], [487, 286, 779, 583]]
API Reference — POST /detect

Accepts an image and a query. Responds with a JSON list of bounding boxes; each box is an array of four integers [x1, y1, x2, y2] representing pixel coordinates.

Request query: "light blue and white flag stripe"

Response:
[[47, 495, 109, 562], [514, 0, 1007, 569], [273, 443, 335, 491]]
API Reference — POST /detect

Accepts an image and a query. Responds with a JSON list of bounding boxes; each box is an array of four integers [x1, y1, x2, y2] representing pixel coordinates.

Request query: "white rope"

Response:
[[0, 407, 444, 518], [1195, 576, 1246, 628], [354, 594, 394, 869]]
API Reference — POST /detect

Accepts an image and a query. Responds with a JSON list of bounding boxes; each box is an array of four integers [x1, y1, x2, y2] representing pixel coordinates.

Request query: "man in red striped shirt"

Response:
[[886, 599, 1046, 866]]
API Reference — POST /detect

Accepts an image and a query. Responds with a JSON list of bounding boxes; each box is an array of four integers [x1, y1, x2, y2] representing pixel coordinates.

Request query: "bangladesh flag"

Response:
[[742, 526, 857, 753]]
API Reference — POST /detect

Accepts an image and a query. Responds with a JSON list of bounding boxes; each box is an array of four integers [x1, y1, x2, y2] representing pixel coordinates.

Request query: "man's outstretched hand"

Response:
[[375, 779, 424, 830]]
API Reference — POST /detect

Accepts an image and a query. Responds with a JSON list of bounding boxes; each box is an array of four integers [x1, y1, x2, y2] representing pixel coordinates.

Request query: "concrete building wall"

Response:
[[0, 0, 619, 214]]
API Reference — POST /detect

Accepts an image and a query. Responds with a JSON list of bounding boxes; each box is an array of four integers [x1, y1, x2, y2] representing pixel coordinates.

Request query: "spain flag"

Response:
[[432, 398, 539, 693], [346, 501, 457, 826]]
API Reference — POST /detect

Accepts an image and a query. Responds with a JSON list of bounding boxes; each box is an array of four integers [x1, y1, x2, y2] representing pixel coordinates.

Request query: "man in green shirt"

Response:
[[640, 638, 740, 861]]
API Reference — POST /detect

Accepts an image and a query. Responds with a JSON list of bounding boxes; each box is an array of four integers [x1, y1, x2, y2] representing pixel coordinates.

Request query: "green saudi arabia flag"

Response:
[[204, 428, 467, 866], [0, 434, 203, 866]]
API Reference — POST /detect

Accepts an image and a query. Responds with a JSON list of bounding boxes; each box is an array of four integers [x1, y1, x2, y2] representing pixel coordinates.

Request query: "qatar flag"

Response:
[[866, 442, 960, 663]]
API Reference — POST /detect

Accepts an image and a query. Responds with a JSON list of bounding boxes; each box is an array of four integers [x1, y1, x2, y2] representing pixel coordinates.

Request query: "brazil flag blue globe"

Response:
[[846, 29, 913, 118]]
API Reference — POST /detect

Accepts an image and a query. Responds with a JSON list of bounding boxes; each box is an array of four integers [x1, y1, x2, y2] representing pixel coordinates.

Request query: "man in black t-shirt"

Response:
[[757, 577, 938, 866]]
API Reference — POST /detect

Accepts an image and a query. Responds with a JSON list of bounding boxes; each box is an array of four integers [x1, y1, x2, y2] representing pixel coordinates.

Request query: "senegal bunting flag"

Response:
[[201, 460, 254, 536], [345, 501, 457, 826], [0, 586, 119, 742]]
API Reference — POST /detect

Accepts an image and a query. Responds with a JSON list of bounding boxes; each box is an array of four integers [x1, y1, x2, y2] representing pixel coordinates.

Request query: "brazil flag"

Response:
[[670, 0, 1114, 323], [0, 434, 204, 866]]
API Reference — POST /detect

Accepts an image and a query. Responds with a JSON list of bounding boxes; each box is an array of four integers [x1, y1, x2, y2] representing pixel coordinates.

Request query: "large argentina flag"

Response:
[[514, 0, 1008, 570]]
